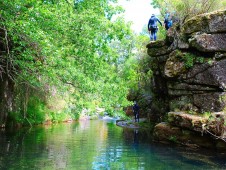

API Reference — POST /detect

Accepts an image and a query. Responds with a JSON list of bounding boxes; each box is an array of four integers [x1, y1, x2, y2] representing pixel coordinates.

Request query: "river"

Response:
[[0, 118, 226, 170]]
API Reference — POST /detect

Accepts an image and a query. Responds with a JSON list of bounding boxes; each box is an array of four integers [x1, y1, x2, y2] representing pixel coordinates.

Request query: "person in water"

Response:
[[148, 14, 162, 41], [132, 101, 140, 122]]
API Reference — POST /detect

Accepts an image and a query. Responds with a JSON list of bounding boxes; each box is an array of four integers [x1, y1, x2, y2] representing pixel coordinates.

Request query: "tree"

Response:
[[0, 0, 136, 126], [151, 0, 226, 24]]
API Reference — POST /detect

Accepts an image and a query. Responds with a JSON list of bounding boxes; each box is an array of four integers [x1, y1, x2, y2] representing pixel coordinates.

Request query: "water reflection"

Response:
[[133, 129, 139, 150], [0, 120, 226, 169]]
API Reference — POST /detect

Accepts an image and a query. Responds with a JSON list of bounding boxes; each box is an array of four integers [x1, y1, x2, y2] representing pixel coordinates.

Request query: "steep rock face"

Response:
[[182, 10, 226, 34], [164, 50, 187, 77], [147, 40, 171, 57], [182, 59, 226, 90], [146, 10, 226, 149], [153, 122, 226, 149], [189, 33, 226, 52]]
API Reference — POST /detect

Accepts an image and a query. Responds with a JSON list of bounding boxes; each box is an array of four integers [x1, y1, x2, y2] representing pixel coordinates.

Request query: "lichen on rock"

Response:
[[182, 10, 226, 34], [146, 9, 226, 150]]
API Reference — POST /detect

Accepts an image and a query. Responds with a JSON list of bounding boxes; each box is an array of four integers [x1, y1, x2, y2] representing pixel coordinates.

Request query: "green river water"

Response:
[[0, 118, 226, 170]]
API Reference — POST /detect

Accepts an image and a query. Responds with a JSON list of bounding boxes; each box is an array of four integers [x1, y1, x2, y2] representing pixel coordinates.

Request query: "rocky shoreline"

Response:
[[145, 10, 226, 150]]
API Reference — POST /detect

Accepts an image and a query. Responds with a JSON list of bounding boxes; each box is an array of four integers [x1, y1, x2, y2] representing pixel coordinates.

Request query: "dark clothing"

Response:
[[148, 16, 162, 30], [164, 18, 172, 30], [133, 103, 140, 122], [148, 16, 162, 41]]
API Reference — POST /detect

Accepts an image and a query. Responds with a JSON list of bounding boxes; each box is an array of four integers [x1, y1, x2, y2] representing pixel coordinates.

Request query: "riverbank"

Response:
[[116, 118, 154, 129]]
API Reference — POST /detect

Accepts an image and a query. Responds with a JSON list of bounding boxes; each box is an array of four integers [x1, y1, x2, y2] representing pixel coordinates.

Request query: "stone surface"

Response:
[[167, 112, 226, 137], [153, 122, 215, 148], [182, 59, 226, 90], [153, 122, 182, 142], [182, 10, 226, 34], [169, 96, 194, 111], [178, 37, 190, 49], [116, 118, 148, 129], [214, 52, 226, 59], [164, 50, 186, 78], [167, 82, 218, 97], [147, 45, 170, 57], [193, 93, 226, 112], [166, 27, 175, 43], [167, 32, 190, 51], [189, 33, 226, 52], [168, 82, 217, 92], [206, 112, 225, 136], [146, 40, 166, 48], [146, 10, 226, 150], [168, 112, 206, 132], [156, 55, 169, 63]]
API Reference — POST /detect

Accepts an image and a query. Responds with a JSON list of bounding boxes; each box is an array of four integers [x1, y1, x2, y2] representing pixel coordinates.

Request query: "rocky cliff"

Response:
[[146, 10, 226, 149]]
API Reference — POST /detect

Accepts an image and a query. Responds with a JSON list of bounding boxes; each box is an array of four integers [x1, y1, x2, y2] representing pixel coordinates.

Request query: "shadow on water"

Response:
[[0, 119, 226, 169]]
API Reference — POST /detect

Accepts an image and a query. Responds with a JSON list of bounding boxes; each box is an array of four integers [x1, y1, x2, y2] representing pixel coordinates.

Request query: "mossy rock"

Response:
[[182, 10, 226, 34], [189, 33, 226, 52], [146, 40, 166, 48], [147, 45, 170, 57], [164, 50, 187, 78]]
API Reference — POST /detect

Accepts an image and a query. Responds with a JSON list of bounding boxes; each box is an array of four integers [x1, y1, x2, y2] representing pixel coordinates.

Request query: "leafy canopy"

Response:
[[0, 0, 138, 118], [151, 0, 226, 23]]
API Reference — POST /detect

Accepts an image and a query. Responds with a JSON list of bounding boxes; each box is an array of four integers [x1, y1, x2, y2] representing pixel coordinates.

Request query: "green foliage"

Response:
[[151, 0, 226, 23], [49, 112, 70, 123], [26, 97, 46, 124], [203, 112, 212, 119], [174, 50, 205, 69], [157, 24, 167, 40], [183, 53, 195, 68], [0, 0, 139, 124], [8, 111, 24, 124], [207, 59, 214, 65], [169, 135, 178, 143], [196, 57, 205, 64]]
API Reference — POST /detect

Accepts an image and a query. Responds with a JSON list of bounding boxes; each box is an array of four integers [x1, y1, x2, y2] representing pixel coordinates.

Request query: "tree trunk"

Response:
[[0, 74, 14, 128]]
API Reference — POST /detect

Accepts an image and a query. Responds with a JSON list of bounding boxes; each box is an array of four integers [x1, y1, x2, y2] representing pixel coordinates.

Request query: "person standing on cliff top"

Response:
[[148, 14, 162, 41], [164, 12, 173, 30]]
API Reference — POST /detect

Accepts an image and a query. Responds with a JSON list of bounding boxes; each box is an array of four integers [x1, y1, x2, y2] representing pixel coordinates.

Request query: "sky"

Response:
[[118, 0, 160, 33]]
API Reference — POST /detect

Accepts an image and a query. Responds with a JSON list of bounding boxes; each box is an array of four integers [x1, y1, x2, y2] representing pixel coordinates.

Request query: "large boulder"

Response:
[[146, 40, 171, 57], [147, 46, 169, 57], [168, 112, 206, 132], [189, 33, 226, 52], [182, 10, 226, 34], [182, 59, 226, 90], [146, 9, 226, 150], [168, 82, 217, 93], [146, 40, 166, 48], [193, 92, 226, 112], [169, 34, 189, 50], [153, 122, 215, 148], [164, 50, 186, 78], [168, 112, 226, 136]]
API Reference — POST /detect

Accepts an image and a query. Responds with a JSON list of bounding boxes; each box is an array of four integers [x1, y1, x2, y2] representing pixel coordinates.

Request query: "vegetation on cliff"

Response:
[[146, 7, 226, 148], [151, 0, 226, 23]]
